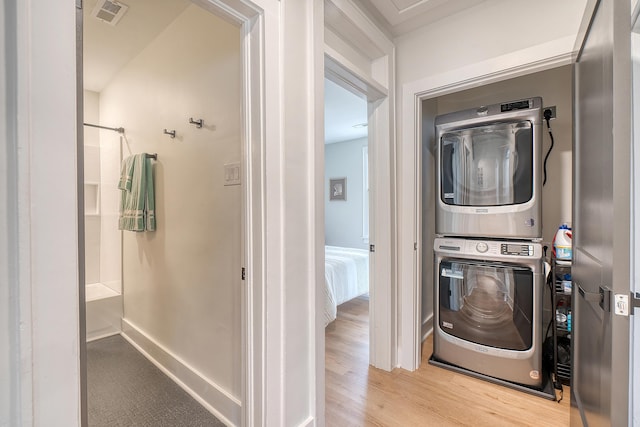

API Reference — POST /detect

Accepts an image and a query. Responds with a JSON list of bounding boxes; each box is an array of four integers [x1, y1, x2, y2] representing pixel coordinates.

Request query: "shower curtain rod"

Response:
[[83, 122, 125, 134]]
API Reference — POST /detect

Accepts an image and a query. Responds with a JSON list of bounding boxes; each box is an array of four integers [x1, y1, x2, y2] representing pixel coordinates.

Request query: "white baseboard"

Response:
[[121, 318, 241, 426], [421, 313, 434, 342]]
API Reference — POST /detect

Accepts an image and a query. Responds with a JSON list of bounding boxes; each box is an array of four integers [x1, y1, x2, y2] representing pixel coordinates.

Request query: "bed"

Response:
[[324, 245, 370, 326]]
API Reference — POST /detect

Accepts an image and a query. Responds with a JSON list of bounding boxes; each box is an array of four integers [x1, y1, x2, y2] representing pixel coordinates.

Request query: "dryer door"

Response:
[[440, 121, 533, 207], [438, 258, 534, 351]]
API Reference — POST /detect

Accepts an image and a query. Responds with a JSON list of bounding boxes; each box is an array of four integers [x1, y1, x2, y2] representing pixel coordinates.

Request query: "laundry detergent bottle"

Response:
[[554, 223, 573, 260]]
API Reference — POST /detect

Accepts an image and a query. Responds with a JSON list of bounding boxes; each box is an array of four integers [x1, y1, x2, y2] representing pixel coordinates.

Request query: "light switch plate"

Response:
[[224, 162, 241, 186], [614, 294, 629, 316]]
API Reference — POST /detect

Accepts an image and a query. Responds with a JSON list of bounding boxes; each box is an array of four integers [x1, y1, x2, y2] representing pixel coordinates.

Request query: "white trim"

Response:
[[397, 35, 581, 371], [325, 49, 387, 100], [12, 0, 80, 424], [312, 2, 326, 426], [122, 322, 239, 426]]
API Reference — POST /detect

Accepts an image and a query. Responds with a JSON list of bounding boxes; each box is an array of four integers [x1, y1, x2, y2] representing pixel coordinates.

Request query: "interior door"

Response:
[[572, 0, 632, 425], [633, 5, 640, 422]]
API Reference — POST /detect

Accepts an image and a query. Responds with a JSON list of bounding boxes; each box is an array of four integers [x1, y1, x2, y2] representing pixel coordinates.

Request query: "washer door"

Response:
[[438, 258, 533, 351]]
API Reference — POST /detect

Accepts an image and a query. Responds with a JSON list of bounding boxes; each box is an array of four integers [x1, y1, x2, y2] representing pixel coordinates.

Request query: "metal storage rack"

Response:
[[551, 255, 572, 385]]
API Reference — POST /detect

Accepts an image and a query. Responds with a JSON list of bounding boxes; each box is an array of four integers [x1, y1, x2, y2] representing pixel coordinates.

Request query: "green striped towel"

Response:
[[118, 153, 156, 232]]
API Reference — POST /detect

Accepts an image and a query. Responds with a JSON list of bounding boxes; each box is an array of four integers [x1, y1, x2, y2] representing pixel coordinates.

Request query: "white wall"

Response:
[[395, 0, 585, 88], [99, 4, 242, 421], [325, 137, 368, 250], [98, 103, 122, 294]]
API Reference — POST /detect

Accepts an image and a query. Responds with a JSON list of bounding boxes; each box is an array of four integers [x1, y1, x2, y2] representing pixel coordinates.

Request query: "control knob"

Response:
[[476, 242, 488, 253]]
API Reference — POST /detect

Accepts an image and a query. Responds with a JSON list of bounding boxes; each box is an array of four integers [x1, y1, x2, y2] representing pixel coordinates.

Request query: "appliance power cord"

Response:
[[543, 109, 554, 186]]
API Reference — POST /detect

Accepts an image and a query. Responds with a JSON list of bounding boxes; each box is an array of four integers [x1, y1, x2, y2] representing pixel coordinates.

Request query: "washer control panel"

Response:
[[500, 243, 534, 256], [435, 238, 541, 259]]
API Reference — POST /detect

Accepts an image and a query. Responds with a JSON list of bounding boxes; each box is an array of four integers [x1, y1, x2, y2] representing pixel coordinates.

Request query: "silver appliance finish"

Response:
[[435, 98, 543, 239], [433, 237, 544, 387]]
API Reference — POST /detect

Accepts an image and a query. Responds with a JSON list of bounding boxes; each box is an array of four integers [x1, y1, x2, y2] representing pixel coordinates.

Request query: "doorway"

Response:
[[78, 0, 265, 425], [323, 76, 371, 391]]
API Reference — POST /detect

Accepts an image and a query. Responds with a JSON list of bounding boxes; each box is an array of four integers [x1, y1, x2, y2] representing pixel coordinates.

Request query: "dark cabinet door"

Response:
[[572, 0, 632, 424]]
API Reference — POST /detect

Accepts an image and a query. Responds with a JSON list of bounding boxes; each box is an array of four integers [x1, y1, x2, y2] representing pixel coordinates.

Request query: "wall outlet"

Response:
[[543, 105, 557, 120]]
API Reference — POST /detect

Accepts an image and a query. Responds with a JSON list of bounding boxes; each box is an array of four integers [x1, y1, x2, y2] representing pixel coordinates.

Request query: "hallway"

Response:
[[87, 335, 224, 426]]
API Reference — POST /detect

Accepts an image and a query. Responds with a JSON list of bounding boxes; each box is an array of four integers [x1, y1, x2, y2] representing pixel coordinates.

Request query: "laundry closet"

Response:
[[421, 65, 573, 399]]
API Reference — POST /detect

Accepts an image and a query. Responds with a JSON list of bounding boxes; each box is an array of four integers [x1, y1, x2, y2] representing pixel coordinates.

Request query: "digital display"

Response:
[[501, 100, 530, 112], [507, 244, 522, 253], [501, 243, 532, 256]]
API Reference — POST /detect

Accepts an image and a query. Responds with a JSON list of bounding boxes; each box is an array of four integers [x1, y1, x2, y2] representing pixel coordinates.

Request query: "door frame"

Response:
[[77, 0, 270, 425], [322, 0, 397, 372], [398, 37, 578, 370]]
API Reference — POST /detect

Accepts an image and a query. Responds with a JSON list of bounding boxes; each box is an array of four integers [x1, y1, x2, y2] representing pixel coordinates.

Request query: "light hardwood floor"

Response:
[[325, 295, 570, 426]]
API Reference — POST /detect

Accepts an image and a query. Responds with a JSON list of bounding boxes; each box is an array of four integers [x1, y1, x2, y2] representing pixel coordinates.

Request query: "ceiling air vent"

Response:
[[91, 0, 129, 26]]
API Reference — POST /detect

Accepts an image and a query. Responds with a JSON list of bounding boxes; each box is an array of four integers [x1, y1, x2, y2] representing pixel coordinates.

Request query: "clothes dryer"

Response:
[[435, 98, 543, 239]]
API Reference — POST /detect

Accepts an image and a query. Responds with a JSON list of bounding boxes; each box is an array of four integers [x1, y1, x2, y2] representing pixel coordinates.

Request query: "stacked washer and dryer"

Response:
[[430, 98, 549, 395]]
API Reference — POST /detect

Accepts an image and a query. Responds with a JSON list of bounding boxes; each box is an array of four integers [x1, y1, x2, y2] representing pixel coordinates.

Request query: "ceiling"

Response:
[[324, 79, 368, 144], [353, 0, 489, 37], [83, 0, 190, 92]]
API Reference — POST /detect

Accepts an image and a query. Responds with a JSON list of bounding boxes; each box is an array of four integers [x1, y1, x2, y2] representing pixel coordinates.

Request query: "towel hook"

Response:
[[189, 118, 203, 128], [163, 129, 176, 138]]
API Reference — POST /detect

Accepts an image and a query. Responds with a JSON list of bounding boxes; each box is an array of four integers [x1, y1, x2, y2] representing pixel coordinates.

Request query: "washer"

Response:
[[432, 237, 544, 388]]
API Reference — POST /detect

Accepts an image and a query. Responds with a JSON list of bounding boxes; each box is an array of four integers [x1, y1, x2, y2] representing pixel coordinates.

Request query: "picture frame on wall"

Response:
[[329, 177, 347, 201]]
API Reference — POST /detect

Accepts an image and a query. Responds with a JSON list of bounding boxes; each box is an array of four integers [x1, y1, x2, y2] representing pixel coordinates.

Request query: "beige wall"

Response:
[[99, 3, 242, 403]]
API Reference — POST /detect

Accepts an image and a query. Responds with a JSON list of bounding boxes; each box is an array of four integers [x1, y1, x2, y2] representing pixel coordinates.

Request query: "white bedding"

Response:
[[324, 245, 369, 326]]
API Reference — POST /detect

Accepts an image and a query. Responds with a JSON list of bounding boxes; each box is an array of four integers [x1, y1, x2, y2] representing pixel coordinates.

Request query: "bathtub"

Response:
[[86, 282, 122, 342]]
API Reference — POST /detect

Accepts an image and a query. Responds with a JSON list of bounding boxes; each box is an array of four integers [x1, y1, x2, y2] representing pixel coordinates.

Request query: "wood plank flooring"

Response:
[[325, 295, 570, 426]]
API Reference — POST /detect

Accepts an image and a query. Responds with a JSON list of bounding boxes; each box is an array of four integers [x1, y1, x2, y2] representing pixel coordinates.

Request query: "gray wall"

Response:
[[325, 137, 368, 250]]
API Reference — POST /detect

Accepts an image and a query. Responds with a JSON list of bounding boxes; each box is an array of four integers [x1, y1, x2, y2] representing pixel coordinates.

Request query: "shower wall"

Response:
[[98, 5, 242, 424], [84, 90, 101, 285], [84, 89, 122, 293], [84, 89, 123, 342]]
